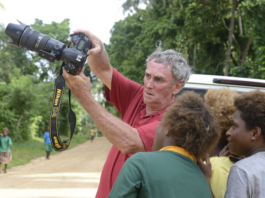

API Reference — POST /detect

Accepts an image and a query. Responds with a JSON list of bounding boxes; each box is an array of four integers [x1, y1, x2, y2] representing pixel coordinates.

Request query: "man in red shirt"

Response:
[[63, 29, 191, 198]]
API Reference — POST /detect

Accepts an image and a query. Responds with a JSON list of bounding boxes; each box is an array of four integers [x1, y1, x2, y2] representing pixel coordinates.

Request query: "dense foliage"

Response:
[[106, 0, 265, 84]]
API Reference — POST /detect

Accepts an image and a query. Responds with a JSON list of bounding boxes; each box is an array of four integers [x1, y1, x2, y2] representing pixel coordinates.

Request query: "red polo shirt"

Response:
[[96, 69, 171, 198]]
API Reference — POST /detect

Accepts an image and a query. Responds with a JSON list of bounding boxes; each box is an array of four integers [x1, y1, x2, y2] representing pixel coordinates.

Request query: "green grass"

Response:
[[8, 134, 90, 168]]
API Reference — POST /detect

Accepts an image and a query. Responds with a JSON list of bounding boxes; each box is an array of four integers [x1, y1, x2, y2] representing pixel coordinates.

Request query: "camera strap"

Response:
[[49, 64, 76, 151]]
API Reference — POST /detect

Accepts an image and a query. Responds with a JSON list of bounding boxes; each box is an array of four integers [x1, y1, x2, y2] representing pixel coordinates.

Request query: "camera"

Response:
[[5, 20, 92, 75], [5, 20, 93, 151]]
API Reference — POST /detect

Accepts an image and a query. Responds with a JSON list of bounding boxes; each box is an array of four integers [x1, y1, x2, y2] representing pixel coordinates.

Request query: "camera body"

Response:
[[63, 33, 92, 75], [5, 21, 92, 75]]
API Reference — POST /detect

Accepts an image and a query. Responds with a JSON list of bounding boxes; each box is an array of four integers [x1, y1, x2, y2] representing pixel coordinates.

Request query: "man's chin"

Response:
[[143, 96, 153, 105]]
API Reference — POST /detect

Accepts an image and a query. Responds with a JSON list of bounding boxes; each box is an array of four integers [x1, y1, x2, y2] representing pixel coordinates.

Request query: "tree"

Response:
[[107, 0, 265, 80], [6, 69, 37, 140]]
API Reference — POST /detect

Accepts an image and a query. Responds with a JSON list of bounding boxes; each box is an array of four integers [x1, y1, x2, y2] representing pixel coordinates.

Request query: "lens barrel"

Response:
[[5, 20, 65, 62], [5, 21, 88, 75], [5, 20, 29, 47]]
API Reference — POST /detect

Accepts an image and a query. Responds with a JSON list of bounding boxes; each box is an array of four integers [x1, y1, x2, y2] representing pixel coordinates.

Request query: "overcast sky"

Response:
[[0, 0, 128, 44]]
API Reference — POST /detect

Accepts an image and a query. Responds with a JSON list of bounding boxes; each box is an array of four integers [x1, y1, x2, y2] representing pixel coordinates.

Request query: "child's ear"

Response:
[[252, 126, 262, 140]]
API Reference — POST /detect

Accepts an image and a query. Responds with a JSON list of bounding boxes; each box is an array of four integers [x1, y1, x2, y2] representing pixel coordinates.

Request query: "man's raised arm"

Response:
[[72, 29, 113, 90], [63, 30, 146, 154]]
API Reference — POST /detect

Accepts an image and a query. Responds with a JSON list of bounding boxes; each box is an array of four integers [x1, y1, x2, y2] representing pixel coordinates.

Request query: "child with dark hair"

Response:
[[0, 128, 12, 173], [200, 89, 265, 198], [108, 91, 220, 198]]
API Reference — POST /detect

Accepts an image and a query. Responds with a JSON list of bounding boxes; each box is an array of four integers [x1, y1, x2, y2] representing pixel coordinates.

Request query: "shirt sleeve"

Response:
[[43, 133, 47, 139], [225, 166, 249, 198], [136, 120, 161, 152], [9, 138, 12, 146], [105, 68, 143, 117], [108, 153, 146, 198]]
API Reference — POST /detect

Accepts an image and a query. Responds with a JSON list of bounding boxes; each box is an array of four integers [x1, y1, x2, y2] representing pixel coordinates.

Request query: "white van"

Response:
[[176, 74, 265, 97]]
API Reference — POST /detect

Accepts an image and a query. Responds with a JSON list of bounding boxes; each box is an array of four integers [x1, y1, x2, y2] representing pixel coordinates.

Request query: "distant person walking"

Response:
[[43, 126, 53, 159], [90, 127, 95, 143], [0, 128, 12, 173]]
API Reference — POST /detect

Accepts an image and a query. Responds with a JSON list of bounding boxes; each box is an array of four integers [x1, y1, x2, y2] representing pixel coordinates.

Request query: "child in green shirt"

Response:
[[109, 91, 220, 198], [0, 128, 12, 173]]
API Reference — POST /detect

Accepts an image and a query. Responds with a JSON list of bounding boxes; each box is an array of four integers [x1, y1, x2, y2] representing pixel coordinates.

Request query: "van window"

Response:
[[175, 88, 208, 98]]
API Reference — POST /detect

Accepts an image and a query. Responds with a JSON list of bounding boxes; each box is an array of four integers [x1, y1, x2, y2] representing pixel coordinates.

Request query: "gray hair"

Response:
[[146, 49, 192, 86]]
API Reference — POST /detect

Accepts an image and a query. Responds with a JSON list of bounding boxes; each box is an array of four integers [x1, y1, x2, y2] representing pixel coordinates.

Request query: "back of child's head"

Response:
[[163, 91, 220, 158], [234, 89, 265, 140], [205, 88, 239, 132]]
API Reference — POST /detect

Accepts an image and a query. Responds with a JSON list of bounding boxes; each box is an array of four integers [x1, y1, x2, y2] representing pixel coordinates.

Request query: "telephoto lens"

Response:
[[5, 20, 66, 62], [5, 20, 92, 75]]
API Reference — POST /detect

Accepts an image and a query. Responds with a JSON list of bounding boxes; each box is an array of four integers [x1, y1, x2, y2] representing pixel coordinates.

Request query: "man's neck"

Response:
[[145, 98, 175, 116], [145, 108, 162, 116]]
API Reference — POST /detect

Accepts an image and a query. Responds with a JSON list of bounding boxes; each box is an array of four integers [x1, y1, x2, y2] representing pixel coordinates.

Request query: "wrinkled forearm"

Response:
[[79, 93, 145, 154]]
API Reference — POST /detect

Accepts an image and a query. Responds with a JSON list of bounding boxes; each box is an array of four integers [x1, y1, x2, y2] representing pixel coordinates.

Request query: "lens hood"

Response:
[[5, 20, 29, 47]]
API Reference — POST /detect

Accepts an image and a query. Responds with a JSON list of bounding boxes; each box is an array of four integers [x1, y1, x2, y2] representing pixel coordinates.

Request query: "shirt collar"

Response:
[[160, 146, 197, 163]]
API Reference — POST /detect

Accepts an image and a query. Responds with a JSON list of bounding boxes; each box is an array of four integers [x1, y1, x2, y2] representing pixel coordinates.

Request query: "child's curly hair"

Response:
[[163, 91, 220, 158], [2, 128, 9, 133], [205, 88, 239, 132], [234, 89, 265, 140]]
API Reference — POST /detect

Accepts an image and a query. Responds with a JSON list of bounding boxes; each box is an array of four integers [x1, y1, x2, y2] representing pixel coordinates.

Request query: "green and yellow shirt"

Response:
[[109, 146, 212, 198]]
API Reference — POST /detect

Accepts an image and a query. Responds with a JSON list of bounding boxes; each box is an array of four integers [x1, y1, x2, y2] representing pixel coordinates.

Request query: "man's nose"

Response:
[[146, 78, 154, 88]]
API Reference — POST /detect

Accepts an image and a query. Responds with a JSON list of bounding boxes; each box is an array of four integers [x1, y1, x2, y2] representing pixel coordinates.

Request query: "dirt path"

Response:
[[0, 137, 112, 198]]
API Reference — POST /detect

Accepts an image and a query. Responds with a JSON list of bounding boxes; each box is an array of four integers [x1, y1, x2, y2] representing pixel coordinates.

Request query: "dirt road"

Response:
[[0, 137, 112, 198]]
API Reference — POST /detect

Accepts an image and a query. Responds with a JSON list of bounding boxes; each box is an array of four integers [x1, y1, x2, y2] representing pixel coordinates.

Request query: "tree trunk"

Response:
[[224, 0, 237, 76], [238, 8, 243, 35], [146, 7, 151, 18], [193, 44, 197, 71], [240, 35, 252, 67], [17, 112, 25, 132], [134, 6, 139, 13]]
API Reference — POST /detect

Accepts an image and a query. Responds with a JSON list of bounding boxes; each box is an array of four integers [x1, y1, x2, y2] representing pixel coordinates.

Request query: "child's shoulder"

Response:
[[129, 151, 162, 162], [132, 151, 160, 158], [131, 150, 184, 165]]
